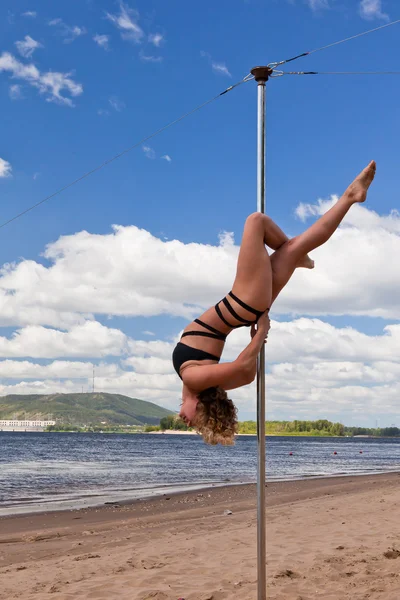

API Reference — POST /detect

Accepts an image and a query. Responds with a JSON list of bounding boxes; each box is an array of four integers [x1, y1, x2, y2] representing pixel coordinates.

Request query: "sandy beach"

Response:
[[2, 473, 400, 599]]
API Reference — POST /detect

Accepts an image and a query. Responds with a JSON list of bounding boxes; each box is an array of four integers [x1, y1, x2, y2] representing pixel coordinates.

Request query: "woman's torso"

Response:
[[177, 289, 269, 376]]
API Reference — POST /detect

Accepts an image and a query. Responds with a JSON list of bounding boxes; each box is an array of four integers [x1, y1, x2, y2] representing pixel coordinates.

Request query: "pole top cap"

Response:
[[251, 66, 273, 82]]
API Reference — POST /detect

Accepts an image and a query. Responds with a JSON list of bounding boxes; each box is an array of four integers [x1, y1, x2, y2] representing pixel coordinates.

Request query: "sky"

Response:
[[0, 0, 399, 426]]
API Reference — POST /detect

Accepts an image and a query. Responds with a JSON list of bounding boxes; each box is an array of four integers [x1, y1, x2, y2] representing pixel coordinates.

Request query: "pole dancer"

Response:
[[172, 161, 376, 444]]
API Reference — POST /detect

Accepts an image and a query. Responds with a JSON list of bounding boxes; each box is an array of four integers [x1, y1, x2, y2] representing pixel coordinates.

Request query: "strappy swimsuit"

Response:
[[172, 290, 268, 379]]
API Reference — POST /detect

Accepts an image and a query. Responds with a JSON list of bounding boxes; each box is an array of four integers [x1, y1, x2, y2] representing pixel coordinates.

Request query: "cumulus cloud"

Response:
[[2, 317, 400, 422], [0, 322, 128, 358], [121, 319, 400, 420], [359, 0, 389, 20], [0, 359, 119, 380], [0, 52, 83, 107], [1, 199, 400, 422], [49, 18, 87, 43], [0, 158, 12, 178], [15, 35, 43, 58], [1, 199, 400, 333], [247, 318, 400, 365], [106, 2, 144, 43], [22, 11, 37, 18], [93, 34, 110, 49]]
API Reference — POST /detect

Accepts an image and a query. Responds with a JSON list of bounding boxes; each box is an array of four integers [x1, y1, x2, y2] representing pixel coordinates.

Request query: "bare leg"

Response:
[[262, 216, 289, 250], [270, 160, 376, 303], [262, 215, 314, 269]]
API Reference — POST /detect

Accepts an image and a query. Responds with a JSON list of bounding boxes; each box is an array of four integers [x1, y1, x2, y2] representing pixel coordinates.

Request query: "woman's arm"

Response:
[[235, 313, 271, 381], [181, 314, 271, 392], [181, 360, 252, 391]]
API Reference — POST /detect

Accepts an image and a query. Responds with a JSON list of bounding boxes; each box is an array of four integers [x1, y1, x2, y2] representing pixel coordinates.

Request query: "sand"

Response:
[[2, 473, 400, 599]]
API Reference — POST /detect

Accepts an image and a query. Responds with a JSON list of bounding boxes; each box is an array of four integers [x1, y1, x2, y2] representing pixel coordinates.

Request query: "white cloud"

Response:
[[1, 199, 400, 331], [15, 35, 43, 59], [161, 155, 172, 162], [0, 158, 12, 178], [257, 318, 400, 365], [148, 33, 164, 47], [22, 11, 37, 18], [49, 19, 87, 43], [295, 196, 400, 232], [109, 95, 125, 112], [93, 34, 109, 50], [0, 359, 119, 380], [2, 316, 400, 422], [0, 199, 400, 423], [123, 356, 173, 375], [2, 318, 400, 421], [359, 0, 389, 20], [106, 2, 144, 44], [127, 339, 175, 359], [9, 83, 23, 100], [142, 330, 155, 336], [139, 51, 163, 63], [142, 145, 156, 159], [201, 52, 231, 77], [0, 52, 83, 107], [98, 108, 110, 116], [211, 62, 231, 77], [0, 322, 128, 358]]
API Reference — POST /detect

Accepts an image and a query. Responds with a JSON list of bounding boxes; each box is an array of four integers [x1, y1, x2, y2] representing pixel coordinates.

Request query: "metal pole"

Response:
[[251, 65, 272, 600]]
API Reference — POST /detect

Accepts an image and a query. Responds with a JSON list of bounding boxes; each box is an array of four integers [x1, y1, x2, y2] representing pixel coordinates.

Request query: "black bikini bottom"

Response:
[[172, 342, 220, 379]]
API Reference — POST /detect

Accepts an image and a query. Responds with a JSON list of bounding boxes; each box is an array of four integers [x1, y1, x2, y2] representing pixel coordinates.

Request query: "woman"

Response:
[[172, 161, 376, 445]]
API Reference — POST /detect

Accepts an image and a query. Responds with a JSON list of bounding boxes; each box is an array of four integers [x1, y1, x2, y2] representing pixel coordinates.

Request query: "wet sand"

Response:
[[2, 473, 400, 599]]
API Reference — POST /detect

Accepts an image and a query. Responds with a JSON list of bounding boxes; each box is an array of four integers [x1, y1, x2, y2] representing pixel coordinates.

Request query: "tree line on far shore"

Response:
[[44, 417, 400, 437], [146, 416, 400, 437]]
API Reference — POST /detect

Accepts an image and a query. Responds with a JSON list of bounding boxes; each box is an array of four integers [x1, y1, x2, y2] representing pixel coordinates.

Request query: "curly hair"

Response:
[[193, 386, 238, 446]]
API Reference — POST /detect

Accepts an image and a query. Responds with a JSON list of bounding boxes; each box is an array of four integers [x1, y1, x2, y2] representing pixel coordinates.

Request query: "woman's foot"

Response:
[[297, 254, 315, 269], [345, 160, 376, 203]]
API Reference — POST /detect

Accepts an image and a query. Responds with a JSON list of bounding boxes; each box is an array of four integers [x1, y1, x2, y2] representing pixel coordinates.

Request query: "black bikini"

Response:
[[172, 290, 267, 379]]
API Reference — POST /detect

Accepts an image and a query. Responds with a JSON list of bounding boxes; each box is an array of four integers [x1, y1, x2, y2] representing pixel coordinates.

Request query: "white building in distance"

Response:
[[0, 419, 56, 432]]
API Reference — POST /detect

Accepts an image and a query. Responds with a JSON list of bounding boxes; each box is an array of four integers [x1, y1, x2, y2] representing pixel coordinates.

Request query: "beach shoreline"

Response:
[[3, 468, 399, 519], [2, 472, 400, 599]]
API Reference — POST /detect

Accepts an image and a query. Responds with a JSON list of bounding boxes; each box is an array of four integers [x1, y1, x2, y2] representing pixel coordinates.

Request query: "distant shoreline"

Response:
[[0, 430, 382, 438]]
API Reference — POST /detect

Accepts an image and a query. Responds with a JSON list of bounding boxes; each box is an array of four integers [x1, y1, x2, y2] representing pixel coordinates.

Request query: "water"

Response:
[[1, 433, 400, 516]]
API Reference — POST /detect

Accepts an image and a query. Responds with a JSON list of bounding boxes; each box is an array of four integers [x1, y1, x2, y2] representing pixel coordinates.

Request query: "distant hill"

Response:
[[0, 393, 174, 426]]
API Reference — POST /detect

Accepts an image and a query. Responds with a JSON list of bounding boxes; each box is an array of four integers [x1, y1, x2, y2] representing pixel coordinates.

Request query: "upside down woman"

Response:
[[172, 161, 376, 445]]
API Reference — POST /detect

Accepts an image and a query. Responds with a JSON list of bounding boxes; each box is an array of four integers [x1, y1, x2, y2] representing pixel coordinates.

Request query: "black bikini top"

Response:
[[181, 290, 266, 342]]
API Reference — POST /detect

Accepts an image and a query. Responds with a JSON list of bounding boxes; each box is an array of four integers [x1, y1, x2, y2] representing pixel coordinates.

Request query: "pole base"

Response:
[[251, 66, 273, 83]]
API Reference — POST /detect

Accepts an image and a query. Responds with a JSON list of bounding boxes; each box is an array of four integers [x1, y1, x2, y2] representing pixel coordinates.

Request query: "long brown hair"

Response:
[[194, 387, 238, 445]]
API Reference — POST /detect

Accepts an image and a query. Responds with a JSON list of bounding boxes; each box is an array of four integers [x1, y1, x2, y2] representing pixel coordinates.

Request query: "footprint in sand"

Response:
[[384, 549, 400, 559], [274, 569, 301, 579], [140, 558, 167, 570]]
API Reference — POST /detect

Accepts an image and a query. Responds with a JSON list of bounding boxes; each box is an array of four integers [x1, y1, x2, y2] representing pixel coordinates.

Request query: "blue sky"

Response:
[[1, 0, 400, 426]]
